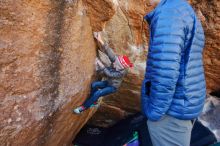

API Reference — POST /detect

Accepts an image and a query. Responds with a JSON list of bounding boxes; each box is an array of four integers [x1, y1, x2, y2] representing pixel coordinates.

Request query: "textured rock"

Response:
[[83, 0, 116, 31], [0, 0, 220, 145], [0, 0, 96, 145], [191, 0, 220, 92]]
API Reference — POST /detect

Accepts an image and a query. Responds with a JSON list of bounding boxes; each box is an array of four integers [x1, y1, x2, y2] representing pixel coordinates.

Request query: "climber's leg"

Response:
[[83, 86, 117, 109], [90, 81, 108, 97], [73, 81, 110, 114]]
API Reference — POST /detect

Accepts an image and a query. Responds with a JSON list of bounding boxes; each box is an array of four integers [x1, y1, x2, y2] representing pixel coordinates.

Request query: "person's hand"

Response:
[[93, 32, 104, 45]]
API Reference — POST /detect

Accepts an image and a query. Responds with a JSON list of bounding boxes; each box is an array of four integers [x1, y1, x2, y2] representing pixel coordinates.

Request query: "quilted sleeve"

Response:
[[146, 9, 186, 121]]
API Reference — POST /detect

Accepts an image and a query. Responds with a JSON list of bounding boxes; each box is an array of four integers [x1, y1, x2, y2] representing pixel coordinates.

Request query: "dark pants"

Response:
[[83, 81, 117, 108]]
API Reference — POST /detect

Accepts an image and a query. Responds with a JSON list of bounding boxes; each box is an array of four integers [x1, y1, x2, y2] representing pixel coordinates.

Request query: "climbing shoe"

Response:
[[90, 102, 99, 108], [73, 106, 86, 114]]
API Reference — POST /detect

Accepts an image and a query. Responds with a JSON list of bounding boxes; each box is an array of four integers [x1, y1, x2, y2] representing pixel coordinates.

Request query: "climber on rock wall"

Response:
[[141, 0, 206, 146], [73, 32, 133, 114]]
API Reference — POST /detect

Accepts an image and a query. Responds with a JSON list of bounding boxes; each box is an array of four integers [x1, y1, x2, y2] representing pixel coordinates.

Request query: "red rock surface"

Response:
[[191, 0, 220, 92], [0, 0, 219, 145], [0, 0, 96, 145]]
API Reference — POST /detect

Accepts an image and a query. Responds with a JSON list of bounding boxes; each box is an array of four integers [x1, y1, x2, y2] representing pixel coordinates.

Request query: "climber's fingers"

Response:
[[93, 32, 99, 40], [93, 32, 103, 41]]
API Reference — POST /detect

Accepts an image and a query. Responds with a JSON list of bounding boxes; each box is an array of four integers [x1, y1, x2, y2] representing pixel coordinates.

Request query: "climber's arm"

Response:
[[94, 32, 116, 62]]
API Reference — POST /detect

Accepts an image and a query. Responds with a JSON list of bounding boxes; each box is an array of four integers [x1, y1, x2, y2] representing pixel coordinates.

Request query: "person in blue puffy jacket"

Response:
[[141, 0, 206, 145]]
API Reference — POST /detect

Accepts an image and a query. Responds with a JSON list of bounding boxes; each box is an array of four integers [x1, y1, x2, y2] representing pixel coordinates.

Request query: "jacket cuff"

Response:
[[147, 105, 164, 121]]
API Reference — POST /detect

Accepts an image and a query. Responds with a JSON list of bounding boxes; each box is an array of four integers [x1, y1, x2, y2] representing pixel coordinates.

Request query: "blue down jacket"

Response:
[[141, 0, 206, 121]]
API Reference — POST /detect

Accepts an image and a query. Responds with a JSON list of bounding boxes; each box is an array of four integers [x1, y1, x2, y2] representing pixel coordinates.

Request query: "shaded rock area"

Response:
[[87, 0, 151, 127], [199, 95, 220, 141], [0, 0, 96, 145], [0, 0, 220, 145]]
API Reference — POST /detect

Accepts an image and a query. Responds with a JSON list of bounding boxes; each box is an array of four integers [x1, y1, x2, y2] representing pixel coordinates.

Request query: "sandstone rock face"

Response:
[[191, 0, 220, 92], [0, 0, 220, 145], [199, 95, 220, 141], [0, 0, 96, 145]]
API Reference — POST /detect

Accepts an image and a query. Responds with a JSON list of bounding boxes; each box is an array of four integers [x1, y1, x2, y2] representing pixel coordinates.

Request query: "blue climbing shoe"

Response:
[[90, 102, 99, 108]]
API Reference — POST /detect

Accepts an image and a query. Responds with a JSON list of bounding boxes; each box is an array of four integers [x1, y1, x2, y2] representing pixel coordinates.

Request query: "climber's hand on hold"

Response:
[[93, 32, 98, 40], [93, 32, 104, 45]]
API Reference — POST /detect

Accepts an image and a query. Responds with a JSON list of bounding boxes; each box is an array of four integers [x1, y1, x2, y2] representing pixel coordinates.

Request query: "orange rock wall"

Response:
[[0, 0, 96, 145], [191, 0, 220, 92], [0, 0, 220, 145]]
